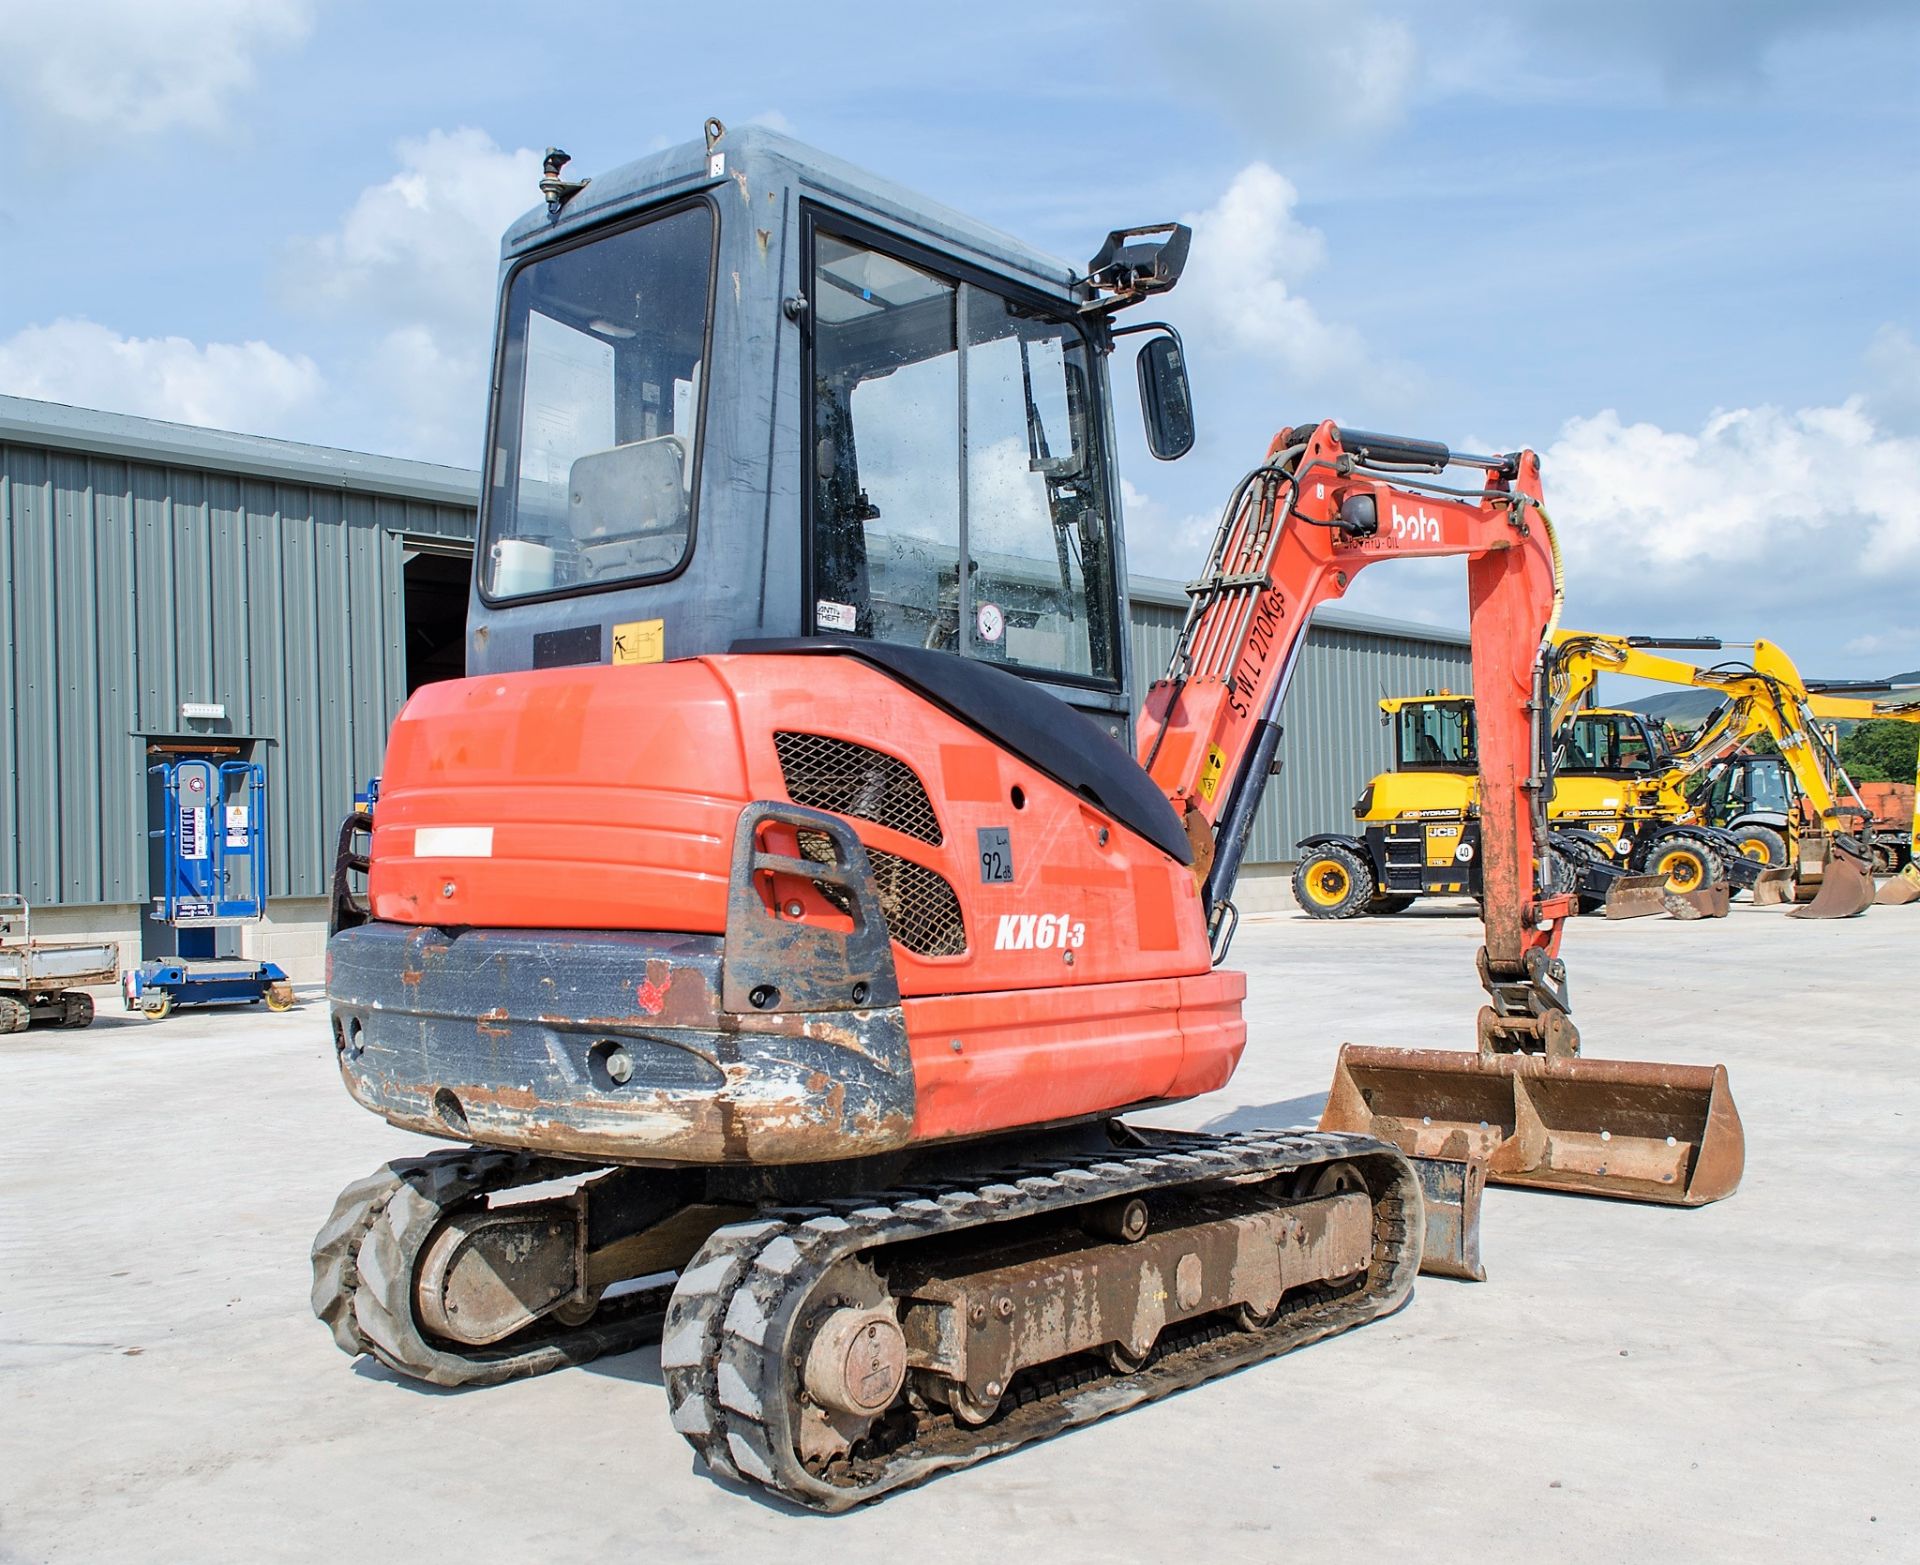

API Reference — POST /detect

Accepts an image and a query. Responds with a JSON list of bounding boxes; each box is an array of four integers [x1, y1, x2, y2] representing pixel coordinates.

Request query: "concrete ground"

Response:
[[2, 898, 1913, 1563]]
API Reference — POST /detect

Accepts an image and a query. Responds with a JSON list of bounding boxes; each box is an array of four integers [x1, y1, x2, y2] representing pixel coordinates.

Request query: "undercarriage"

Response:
[[312, 1125, 1419, 1510]]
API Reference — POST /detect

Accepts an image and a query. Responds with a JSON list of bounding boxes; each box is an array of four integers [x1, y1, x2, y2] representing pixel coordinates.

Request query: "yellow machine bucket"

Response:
[[1321, 1044, 1744, 1206], [1877, 864, 1920, 906], [1788, 841, 1876, 919]]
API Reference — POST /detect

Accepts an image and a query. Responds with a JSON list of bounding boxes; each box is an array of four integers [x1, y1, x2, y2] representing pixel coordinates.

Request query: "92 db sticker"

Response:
[[993, 913, 1087, 951], [978, 827, 1014, 883]]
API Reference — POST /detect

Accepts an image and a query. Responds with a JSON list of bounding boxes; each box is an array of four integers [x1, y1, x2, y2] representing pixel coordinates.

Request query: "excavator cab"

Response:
[[1553, 709, 1672, 776], [466, 124, 1189, 749]]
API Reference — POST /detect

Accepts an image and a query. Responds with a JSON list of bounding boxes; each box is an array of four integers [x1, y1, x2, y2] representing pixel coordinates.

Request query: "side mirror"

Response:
[[1136, 333, 1195, 461]]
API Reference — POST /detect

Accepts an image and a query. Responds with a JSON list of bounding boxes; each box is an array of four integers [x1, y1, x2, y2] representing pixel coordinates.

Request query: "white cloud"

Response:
[[1118, 478, 1217, 581], [1548, 399, 1919, 571], [0, 0, 311, 141], [1864, 324, 1920, 435], [0, 317, 322, 435], [1173, 164, 1377, 387], [291, 127, 541, 334], [1542, 397, 1920, 648], [1843, 627, 1920, 659], [745, 110, 796, 135], [286, 127, 542, 462], [1137, 1, 1417, 143]]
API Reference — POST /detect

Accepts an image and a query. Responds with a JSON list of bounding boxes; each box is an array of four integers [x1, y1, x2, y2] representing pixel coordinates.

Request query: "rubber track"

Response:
[[661, 1128, 1419, 1511], [311, 1147, 672, 1387]]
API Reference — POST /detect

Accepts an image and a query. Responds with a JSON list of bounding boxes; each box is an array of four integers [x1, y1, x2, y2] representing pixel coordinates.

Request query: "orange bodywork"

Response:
[[368, 652, 1240, 1144], [346, 419, 1571, 1162]]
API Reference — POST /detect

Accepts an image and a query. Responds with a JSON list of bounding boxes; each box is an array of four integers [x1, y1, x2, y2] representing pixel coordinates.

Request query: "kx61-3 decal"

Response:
[[993, 913, 1088, 951]]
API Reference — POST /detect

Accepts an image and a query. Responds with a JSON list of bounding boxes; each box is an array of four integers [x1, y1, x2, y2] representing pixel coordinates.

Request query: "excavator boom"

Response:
[[1138, 427, 1743, 1206], [1139, 422, 1571, 1041]]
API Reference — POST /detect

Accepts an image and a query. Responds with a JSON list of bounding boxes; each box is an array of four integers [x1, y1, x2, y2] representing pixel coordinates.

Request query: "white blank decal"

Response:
[[415, 827, 495, 858]]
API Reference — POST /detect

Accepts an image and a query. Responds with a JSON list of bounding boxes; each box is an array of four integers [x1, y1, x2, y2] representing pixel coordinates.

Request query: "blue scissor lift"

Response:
[[124, 758, 293, 1019]]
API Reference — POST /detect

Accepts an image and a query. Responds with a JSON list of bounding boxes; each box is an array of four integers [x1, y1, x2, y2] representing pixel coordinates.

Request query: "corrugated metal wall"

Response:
[[1128, 586, 1473, 863], [0, 399, 1476, 913], [0, 433, 473, 907]]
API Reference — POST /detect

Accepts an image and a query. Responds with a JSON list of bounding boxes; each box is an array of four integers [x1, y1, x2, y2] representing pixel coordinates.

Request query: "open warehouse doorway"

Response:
[[403, 539, 473, 693]]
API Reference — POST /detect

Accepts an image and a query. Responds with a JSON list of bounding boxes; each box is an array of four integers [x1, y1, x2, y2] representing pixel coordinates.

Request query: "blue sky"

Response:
[[0, 0, 1915, 675]]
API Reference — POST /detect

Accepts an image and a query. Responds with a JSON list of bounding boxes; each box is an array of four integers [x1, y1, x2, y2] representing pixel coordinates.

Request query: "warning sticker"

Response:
[[1197, 744, 1227, 803], [612, 619, 665, 665], [816, 599, 858, 633]]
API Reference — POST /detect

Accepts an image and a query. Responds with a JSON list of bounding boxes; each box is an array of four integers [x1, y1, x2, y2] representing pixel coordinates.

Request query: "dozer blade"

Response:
[[1602, 874, 1668, 919], [1663, 884, 1729, 920], [1320, 1044, 1744, 1206], [1749, 867, 1793, 906], [1787, 842, 1875, 920], [1876, 865, 1920, 906]]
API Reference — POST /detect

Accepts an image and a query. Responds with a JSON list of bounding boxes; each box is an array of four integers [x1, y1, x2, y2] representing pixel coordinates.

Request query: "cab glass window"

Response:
[[482, 203, 714, 601], [1556, 713, 1654, 773], [808, 226, 1117, 683], [1395, 702, 1475, 770]]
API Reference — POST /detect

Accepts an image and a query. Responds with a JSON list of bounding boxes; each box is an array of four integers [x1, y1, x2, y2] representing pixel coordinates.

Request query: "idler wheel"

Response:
[[802, 1306, 907, 1419]]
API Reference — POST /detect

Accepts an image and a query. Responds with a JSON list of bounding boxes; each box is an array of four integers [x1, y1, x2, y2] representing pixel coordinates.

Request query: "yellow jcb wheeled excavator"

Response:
[[1546, 635, 1889, 919], [1295, 633, 1886, 921], [1789, 691, 1920, 905], [310, 124, 1742, 1511]]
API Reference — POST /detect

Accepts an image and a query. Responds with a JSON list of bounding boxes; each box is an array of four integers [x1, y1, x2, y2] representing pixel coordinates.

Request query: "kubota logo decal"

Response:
[[993, 913, 1087, 951], [1389, 503, 1442, 542]]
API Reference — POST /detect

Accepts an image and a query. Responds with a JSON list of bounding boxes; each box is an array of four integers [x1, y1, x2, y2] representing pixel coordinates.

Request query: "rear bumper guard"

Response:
[[326, 801, 916, 1164]]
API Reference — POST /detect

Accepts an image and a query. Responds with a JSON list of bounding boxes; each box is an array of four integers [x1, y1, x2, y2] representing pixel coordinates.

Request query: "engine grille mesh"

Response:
[[774, 732, 943, 846], [798, 832, 967, 958]]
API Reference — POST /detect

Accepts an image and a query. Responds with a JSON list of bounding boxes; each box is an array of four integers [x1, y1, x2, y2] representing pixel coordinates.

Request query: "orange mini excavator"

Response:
[[314, 124, 1741, 1510]]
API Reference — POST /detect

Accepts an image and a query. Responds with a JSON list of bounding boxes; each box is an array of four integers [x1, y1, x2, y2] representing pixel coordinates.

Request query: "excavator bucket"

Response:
[[1321, 1044, 1744, 1206], [1663, 884, 1729, 920], [1749, 867, 1793, 906], [1877, 864, 1920, 905], [1788, 842, 1875, 919], [1602, 874, 1668, 919]]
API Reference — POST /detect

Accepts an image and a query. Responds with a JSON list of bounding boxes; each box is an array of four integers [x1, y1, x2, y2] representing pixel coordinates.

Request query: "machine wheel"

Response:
[[264, 982, 295, 1012], [1364, 893, 1416, 916], [1292, 846, 1375, 919], [58, 992, 94, 1028], [1643, 837, 1722, 896], [1730, 824, 1788, 868], [140, 992, 174, 1021], [0, 995, 28, 1034]]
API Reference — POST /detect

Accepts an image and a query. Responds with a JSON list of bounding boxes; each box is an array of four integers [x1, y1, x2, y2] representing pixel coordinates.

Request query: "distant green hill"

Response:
[[1617, 673, 1920, 732], [1620, 689, 1726, 725]]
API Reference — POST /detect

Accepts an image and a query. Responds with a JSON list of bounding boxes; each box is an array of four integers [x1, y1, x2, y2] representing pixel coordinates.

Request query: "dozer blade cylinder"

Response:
[[1602, 874, 1668, 919], [1749, 867, 1793, 906], [1788, 842, 1876, 920], [1876, 865, 1920, 906], [1319, 1043, 1744, 1206]]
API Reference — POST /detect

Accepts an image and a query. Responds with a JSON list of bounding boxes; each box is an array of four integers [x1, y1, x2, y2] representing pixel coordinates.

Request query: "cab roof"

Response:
[[501, 123, 1085, 303], [1378, 693, 1470, 714]]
